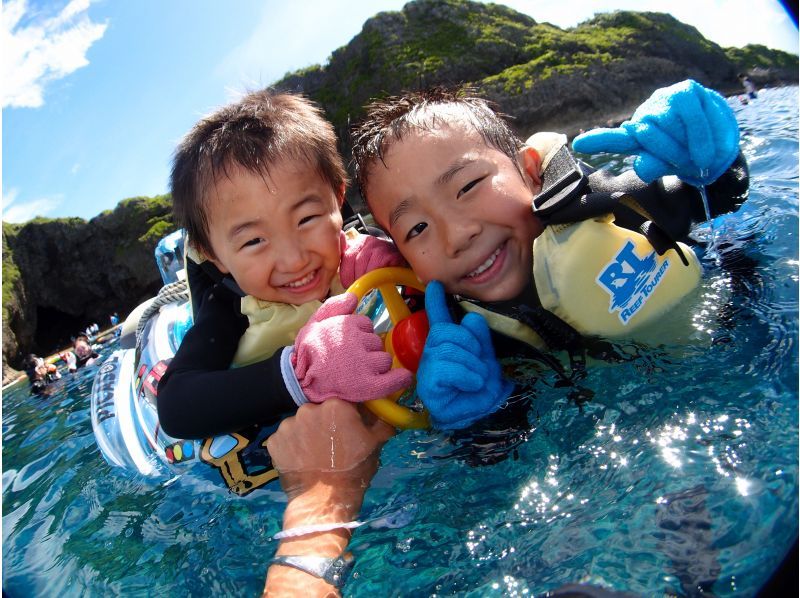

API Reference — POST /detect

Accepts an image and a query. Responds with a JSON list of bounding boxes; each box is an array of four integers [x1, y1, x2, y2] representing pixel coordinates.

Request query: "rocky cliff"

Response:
[[275, 3, 797, 140], [3, 196, 175, 381], [274, 2, 795, 211], [3, 0, 797, 383]]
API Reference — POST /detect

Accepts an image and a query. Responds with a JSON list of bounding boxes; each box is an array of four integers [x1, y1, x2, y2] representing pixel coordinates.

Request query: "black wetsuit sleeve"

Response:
[[157, 284, 298, 439], [586, 150, 750, 242]]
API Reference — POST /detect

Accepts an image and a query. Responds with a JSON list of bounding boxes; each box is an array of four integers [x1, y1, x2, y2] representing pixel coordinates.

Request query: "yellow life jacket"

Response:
[[231, 275, 346, 367], [460, 215, 702, 350]]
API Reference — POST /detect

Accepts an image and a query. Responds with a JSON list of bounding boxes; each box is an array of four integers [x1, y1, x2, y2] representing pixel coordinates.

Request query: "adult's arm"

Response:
[[263, 400, 394, 597], [157, 284, 297, 439]]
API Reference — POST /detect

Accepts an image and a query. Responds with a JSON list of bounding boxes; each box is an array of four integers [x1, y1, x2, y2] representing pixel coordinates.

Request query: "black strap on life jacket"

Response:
[[534, 145, 689, 265], [457, 292, 599, 406], [510, 305, 597, 406], [513, 304, 586, 380]]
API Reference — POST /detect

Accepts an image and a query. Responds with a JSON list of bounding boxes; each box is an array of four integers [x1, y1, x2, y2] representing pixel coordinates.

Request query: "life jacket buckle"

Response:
[[532, 145, 590, 217]]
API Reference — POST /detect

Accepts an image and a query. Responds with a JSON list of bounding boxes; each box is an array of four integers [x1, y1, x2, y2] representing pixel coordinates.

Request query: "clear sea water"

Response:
[[3, 86, 797, 597]]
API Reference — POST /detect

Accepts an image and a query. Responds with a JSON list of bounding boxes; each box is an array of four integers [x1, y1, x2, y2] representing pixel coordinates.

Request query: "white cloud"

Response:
[[1, 0, 108, 109], [2, 188, 62, 222]]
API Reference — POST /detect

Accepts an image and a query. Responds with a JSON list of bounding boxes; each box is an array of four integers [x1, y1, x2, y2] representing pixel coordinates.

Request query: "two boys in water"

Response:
[[158, 79, 748, 436]]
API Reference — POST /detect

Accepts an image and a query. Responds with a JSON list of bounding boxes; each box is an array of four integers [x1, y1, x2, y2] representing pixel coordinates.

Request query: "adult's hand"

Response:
[[264, 401, 395, 597], [267, 399, 395, 499]]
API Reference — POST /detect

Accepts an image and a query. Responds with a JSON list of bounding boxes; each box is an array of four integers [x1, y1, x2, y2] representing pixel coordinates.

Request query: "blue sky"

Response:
[[2, 0, 798, 223]]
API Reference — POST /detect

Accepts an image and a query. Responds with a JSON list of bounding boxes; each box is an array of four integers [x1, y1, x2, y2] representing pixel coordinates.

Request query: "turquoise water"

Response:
[[3, 86, 797, 597]]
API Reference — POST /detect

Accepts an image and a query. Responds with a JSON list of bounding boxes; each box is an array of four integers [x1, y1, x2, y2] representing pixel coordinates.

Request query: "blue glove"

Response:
[[416, 281, 514, 430], [572, 79, 740, 186]]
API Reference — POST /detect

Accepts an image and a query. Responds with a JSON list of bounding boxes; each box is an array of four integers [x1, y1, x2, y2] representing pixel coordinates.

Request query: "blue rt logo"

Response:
[[597, 240, 670, 324]]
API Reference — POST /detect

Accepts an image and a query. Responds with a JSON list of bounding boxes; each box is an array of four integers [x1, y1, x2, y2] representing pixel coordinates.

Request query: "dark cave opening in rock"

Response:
[[34, 306, 92, 355]]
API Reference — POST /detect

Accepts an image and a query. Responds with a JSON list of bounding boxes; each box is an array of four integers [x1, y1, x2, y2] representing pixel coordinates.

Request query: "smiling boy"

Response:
[[352, 84, 749, 429], [157, 90, 411, 440], [356, 101, 545, 303]]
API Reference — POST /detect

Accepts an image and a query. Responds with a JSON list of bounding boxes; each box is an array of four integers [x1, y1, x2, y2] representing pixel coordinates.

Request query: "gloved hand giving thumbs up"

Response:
[[415, 281, 514, 430]]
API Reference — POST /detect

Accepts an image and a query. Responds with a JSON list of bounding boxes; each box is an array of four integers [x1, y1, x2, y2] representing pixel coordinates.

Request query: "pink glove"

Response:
[[338, 232, 406, 288], [292, 292, 414, 403]]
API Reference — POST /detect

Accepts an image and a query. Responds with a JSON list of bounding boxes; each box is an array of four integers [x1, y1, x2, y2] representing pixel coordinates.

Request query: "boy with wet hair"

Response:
[[158, 89, 411, 439], [352, 82, 749, 429]]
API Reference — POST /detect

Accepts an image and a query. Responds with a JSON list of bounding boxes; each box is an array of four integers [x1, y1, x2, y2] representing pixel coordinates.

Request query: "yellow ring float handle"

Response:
[[346, 267, 430, 429]]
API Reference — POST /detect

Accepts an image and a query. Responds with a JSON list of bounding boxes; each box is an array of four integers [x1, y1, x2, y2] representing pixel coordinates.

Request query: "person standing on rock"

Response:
[[738, 73, 758, 99]]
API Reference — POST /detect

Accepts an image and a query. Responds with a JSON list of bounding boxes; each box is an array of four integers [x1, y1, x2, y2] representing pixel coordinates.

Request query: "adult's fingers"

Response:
[[360, 405, 397, 443]]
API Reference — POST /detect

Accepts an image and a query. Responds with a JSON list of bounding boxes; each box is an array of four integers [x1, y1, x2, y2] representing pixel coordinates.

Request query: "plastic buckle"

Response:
[[532, 145, 589, 216]]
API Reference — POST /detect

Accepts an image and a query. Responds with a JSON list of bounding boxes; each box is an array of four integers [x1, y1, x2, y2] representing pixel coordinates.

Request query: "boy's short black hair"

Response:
[[351, 87, 523, 202], [171, 89, 347, 258]]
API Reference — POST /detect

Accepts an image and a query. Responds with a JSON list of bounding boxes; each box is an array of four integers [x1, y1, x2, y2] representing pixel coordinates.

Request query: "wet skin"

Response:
[[365, 122, 544, 303], [204, 158, 344, 305]]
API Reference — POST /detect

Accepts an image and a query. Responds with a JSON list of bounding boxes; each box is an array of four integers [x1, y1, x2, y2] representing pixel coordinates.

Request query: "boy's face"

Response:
[[204, 158, 344, 304], [365, 122, 543, 302]]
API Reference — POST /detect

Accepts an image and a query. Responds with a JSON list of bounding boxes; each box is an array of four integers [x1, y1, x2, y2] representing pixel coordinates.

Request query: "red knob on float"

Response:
[[388, 310, 429, 373]]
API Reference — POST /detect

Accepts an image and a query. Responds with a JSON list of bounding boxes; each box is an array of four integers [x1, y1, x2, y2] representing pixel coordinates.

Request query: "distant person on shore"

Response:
[[351, 79, 749, 429], [24, 353, 61, 395], [738, 73, 758, 99], [157, 89, 410, 441]]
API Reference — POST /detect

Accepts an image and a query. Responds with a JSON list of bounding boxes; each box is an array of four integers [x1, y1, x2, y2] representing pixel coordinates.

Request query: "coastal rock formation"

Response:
[[275, 3, 797, 143], [274, 1, 795, 211], [2, 197, 174, 381], [3, 1, 796, 383]]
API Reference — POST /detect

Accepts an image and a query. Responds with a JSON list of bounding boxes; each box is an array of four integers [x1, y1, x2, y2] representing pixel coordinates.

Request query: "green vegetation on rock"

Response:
[[3, 193, 176, 372], [140, 220, 174, 245], [275, 2, 796, 142], [2, 223, 21, 324], [725, 44, 799, 71]]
